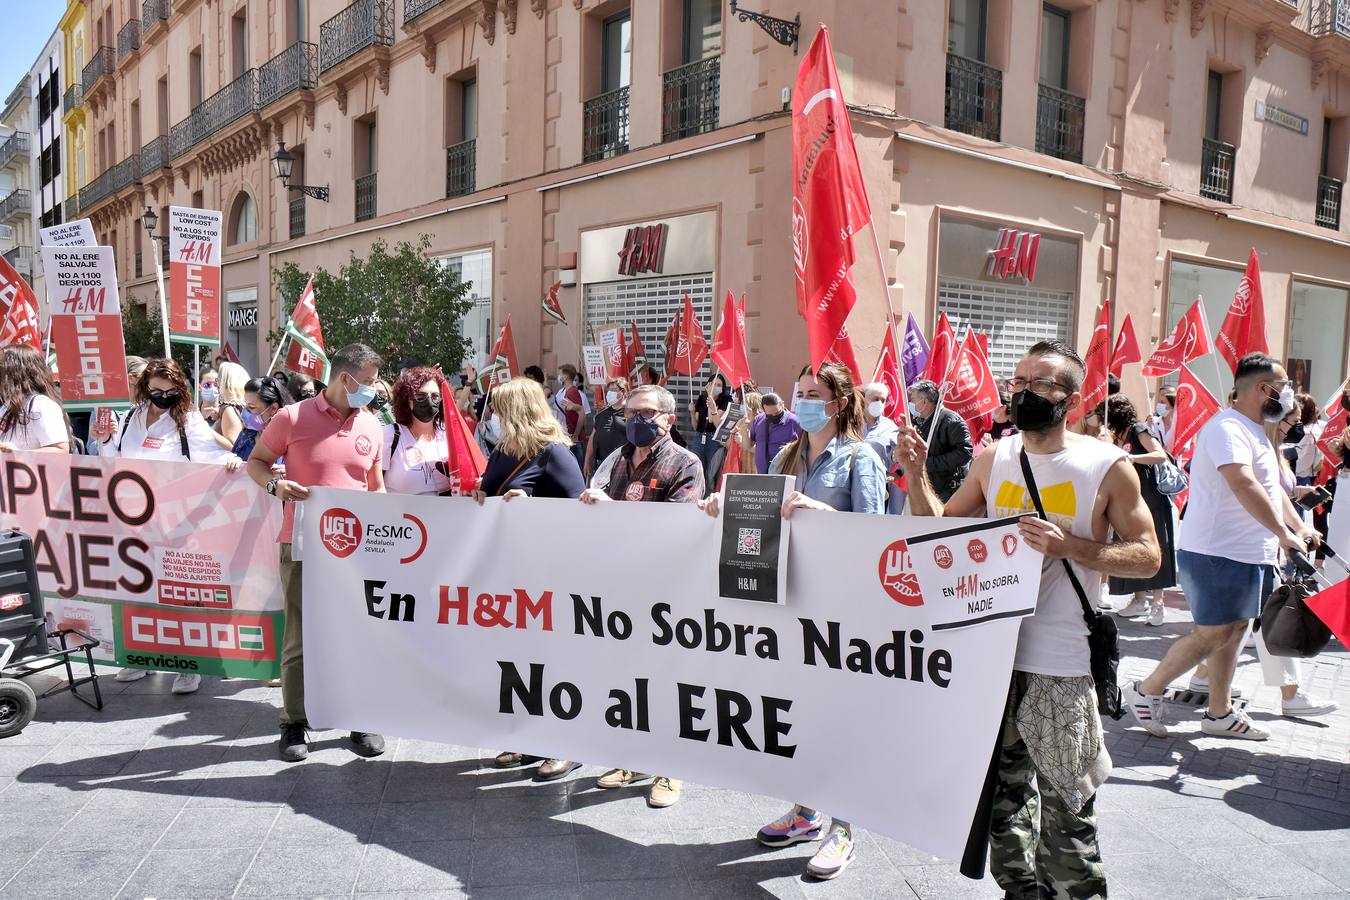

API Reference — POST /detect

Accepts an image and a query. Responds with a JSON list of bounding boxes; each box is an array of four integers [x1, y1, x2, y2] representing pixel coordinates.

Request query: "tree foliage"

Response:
[[269, 236, 475, 376], [122, 302, 195, 375]]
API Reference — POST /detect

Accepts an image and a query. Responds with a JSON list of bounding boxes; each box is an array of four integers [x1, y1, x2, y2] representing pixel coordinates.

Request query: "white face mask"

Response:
[[866, 400, 885, 419], [606, 390, 622, 405], [1155, 403, 1169, 419]]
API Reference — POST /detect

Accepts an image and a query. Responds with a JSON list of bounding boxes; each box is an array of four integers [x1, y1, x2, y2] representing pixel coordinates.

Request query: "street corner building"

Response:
[[45, 0, 1350, 409]]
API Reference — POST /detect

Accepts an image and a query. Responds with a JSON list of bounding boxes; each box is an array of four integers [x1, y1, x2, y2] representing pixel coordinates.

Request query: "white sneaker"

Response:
[[1123, 680, 1168, 736], [170, 673, 201, 694], [1115, 594, 1149, 617], [1146, 602, 1165, 627], [1281, 691, 1339, 718], [114, 667, 148, 682], [1243, 631, 1257, 649], [1187, 675, 1242, 699], [1201, 707, 1270, 740], [805, 823, 856, 880]]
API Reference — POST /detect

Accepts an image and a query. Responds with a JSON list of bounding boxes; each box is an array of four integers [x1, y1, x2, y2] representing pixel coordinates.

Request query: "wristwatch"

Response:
[[265, 477, 280, 496]]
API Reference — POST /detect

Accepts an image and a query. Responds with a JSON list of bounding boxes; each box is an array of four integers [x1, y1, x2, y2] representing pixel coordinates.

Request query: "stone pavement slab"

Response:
[[0, 599, 1347, 900]]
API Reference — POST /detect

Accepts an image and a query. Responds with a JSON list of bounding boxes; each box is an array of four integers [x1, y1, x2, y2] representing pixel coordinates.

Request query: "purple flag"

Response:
[[901, 313, 930, 385]]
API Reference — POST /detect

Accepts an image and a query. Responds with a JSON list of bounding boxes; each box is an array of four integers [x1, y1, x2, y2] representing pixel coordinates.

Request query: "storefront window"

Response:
[[1287, 281, 1349, 403], [439, 249, 493, 364], [936, 215, 1080, 381], [226, 287, 258, 375], [1166, 258, 1243, 396]]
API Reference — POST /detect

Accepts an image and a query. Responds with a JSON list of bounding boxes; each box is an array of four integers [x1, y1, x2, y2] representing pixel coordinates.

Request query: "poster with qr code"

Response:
[[718, 474, 792, 604]]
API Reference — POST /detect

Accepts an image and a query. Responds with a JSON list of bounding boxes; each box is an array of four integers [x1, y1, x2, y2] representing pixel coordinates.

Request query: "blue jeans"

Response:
[[1177, 549, 1271, 626]]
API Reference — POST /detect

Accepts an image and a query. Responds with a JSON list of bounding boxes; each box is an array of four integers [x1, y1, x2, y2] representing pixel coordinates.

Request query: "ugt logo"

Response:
[[878, 539, 924, 607], [320, 508, 362, 558]]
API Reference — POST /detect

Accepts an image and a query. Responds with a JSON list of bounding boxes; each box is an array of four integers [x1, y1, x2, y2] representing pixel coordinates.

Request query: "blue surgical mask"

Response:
[[199, 385, 219, 403], [343, 373, 378, 409], [241, 410, 265, 431], [796, 399, 831, 433], [624, 415, 662, 447], [908, 402, 921, 420]]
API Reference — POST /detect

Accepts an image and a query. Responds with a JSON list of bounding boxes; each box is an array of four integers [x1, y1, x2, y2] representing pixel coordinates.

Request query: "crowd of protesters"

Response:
[[1, 332, 1348, 895]]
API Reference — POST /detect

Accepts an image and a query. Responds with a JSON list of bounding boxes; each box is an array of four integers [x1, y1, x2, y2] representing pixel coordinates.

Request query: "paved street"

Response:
[[2, 591, 1348, 900]]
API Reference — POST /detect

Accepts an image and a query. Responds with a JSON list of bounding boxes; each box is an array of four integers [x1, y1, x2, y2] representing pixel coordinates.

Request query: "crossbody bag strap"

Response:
[[496, 454, 536, 496], [1018, 447, 1095, 630], [178, 424, 190, 460]]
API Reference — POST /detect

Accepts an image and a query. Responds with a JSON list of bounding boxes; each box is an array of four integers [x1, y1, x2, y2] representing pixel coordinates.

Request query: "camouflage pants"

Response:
[[990, 674, 1107, 900]]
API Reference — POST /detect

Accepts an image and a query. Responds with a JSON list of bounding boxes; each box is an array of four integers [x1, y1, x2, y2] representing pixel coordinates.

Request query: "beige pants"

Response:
[[278, 543, 306, 725]]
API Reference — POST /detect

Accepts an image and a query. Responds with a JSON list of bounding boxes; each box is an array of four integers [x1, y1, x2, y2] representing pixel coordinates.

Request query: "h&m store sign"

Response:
[[580, 211, 718, 284]]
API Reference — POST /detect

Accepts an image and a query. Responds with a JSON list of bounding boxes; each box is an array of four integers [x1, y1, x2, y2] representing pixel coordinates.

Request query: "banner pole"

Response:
[[193, 345, 200, 405], [267, 334, 288, 375], [152, 238, 171, 359], [864, 221, 911, 426]]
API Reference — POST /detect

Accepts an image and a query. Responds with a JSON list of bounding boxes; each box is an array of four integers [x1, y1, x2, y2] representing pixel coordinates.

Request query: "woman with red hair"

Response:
[[381, 366, 455, 495]]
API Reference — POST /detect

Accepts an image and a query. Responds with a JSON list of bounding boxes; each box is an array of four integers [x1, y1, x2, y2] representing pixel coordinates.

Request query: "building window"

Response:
[[229, 192, 257, 244], [1287, 281, 1349, 402], [438, 249, 493, 359], [683, 0, 721, 62], [946, 0, 1001, 141], [1165, 258, 1243, 395], [232, 12, 249, 78], [446, 76, 476, 198], [227, 287, 260, 375], [1201, 71, 1236, 202], [585, 10, 632, 161], [1318, 116, 1344, 230], [602, 11, 632, 92], [355, 115, 377, 222]]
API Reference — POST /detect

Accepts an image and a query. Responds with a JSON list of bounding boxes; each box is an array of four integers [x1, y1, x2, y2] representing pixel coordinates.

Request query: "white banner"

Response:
[[904, 518, 1041, 630], [39, 219, 96, 248], [301, 490, 1034, 859]]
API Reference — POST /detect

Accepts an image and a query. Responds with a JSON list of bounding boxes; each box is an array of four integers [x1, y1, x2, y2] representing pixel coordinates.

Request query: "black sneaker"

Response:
[[279, 722, 309, 762], [349, 731, 386, 757]]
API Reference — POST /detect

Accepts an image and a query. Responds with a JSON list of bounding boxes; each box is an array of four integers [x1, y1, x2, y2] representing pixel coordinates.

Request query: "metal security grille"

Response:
[[937, 278, 1074, 381], [584, 274, 714, 431]]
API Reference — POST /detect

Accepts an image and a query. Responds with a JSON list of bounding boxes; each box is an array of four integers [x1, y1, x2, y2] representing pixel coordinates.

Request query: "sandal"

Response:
[[493, 750, 542, 769]]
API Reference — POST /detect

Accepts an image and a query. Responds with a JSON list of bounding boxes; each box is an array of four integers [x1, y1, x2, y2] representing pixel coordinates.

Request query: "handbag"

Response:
[[1261, 550, 1343, 658], [1018, 449, 1125, 720], [1152, 458, 1188, 496]]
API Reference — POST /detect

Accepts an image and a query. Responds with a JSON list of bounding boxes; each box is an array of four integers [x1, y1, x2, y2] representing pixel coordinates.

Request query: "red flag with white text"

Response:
[[1071, 302, 1111, 425], [871, 322, 905, 422], [0, 289, 42, 350], [480, 316, 520, 391], [1215, 248, 1269, 374], [667, 294, 709, 377], [1169, 364, 1221, 454], [711, 290, 753, 388], [942, 329, 1002, 424], [624, 322, 647, 378], [792, 26, 872, 373], [284, 276, 329, 383], [1143, 299, 1212, 378], [1315, 382, 1348, 477], [1109, 313, 1142, 377], [923, 311, 956, 386], [542, 281, 566, 326]]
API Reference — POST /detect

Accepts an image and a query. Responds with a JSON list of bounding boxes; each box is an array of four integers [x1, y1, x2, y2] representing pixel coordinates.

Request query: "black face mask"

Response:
[[1342, 392, 1350, 413], [370, 392, 389, 412], [1284, 423, 1306, 445], [411, 396, 441, 423], [1008, 390, 1068, 432], [148, 390, 180, 410]]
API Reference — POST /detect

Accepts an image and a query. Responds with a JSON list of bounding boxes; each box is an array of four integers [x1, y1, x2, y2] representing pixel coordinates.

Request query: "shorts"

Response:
[[1177, 549, 1270, 626]]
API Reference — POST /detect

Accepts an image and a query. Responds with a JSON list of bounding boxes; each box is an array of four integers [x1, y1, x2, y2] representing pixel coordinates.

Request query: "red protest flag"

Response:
[[219, 340, 241, 364], [792, 26, 872, 374], [1170, 364, 1221, 454], [1315, 382, 1348, 474], [480, 315, 520, 391], [0, 290, 42, 350], [436, 375, 486, 495], [1109, 313, 1142, 377], [923, 311, 956, 385], [1143, 299, 1212, 378], [871, 320, 905, 421], [284, 275, 329, 382], [0, 252, 39, 324], [1172, 441, 1195, 512], [1216, 249, 1269, 374], [668, 294, 709, 377], [625, 322, 646, 377], [1071, 302, 1112, 426], [942, 329, 1002, 424], [1305, 578, 1350, 652], [542, 281, 566, 326], [711, 290, 752, 388]]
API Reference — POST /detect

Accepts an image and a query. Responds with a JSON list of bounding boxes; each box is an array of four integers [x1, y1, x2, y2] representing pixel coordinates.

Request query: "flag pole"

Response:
[[267, 333, 289, 375], [151, 238, 171, 359], [864, 221, 911, 427]]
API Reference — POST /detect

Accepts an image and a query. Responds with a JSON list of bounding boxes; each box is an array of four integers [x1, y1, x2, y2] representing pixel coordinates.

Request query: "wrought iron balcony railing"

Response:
[[403, 0, 447, 24], [82, 47, 114, 95], [1035, 83, 1085, 163], [169, 110, 202, 159], [202, 69, 259, 134], [0, 189, 31, 223], [662, 57, 720, 142], [80, 169, 113, 210], [63, 195, 79, 222], [117, 19, 142, 59], [1317, 175, 1343, 229], [63, 83, 81, 113], [0, 132, 29, 170], [3, 246, 32, 279], [320, 0, 394, 73], [1311, 0, 1350, 36], [260, 42, 318, 108], [445, 139, 475, 198], [108, 153, 142, 195], [140, 135, 169, 178], [1200, 137, 1236, 203], [945, 53, 1002, 142], [583, 86, 630, 163], [142, 0, 171, 35], [355, 172, 377, 221], [289, 195, 306, 239]]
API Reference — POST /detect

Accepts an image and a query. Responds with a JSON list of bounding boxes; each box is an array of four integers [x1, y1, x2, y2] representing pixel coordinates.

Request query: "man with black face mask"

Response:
[[895, 339, 1161, 900], [580, 383, 703, 808]]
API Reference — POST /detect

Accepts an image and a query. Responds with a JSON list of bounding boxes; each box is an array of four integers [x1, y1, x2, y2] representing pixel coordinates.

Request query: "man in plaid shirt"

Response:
[[581, 383, 704, 804]]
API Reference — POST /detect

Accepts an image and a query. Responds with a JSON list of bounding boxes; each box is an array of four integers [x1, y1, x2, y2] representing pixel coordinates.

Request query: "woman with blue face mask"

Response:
[[698, 361, 886, 881], [235, 376, 293, 461]]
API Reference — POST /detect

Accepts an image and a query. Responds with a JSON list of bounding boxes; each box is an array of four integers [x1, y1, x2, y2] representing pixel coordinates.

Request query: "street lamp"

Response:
[[272, 142, 329, 201], [141, 206, 167, 241]]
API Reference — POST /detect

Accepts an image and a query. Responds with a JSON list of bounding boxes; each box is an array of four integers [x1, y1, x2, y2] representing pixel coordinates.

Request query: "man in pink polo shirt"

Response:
[[248, 343, 388, 762]]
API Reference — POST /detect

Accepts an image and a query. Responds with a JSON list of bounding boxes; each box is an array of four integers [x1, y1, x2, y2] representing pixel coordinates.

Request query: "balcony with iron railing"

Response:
[[320, 0, 394, 74], [170, 69, 261, 160], [1311, 0, 1350, 36], [662, 57, 720, 142], [82, 46, 115, 97], [63, 195, 79, 221], [945, 54, 1002, 142], [142, 0, 171, 40], [0, 132, 29, 170], [0, 189, 31, 223], [1317, 175, 1343, 229], [260, 42, 318, 108], [445, 139, 475, 198], [289, 195, 306, 239], [583, 86, 630, 163], [140, 135, 169, 179], [403, 0, 447, 24], [1200, 137, 1236, 202], [355, 172, 377, 221], [3, 246, 32, 279], [63, 83, 82, 115], [1035, 83, 1085, 163], [117, 19, 142, 60]]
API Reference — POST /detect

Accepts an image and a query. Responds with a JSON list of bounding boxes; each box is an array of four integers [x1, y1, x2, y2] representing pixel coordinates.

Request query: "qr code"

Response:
[[737, 528, 762, 556]]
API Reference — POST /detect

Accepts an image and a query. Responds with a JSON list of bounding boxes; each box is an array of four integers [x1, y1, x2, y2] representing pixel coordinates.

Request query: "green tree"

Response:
[[269, 235, 475, 376], [122, 302, 195, 375]]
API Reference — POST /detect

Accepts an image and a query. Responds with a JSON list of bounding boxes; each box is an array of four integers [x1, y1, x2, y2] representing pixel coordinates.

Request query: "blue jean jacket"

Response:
[[770, 435, 887, 514]]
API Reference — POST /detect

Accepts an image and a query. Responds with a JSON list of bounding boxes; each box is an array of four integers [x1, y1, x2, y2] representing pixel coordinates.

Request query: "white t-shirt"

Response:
[[114, 406, 237, 464], [987, 433, 1126, 677], [1177, 408, 1281, 566], [380, 423, 453, 495], [0, 394, 68, 449]]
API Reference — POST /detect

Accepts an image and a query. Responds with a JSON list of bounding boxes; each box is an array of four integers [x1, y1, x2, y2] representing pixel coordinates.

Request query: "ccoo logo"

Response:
[[320, 508, 362, 558], [878, 539, 923, 607]]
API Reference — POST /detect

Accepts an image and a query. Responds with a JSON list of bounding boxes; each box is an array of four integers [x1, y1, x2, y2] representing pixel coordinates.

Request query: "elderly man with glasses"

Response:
[[905, 379, 974, 501]]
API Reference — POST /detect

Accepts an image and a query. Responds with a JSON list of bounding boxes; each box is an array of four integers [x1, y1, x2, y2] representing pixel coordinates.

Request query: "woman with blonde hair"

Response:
[[213, 361, 250, 444]]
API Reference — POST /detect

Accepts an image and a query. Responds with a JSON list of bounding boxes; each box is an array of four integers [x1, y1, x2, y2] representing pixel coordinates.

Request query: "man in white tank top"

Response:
[[897, 340, 1161, 900]]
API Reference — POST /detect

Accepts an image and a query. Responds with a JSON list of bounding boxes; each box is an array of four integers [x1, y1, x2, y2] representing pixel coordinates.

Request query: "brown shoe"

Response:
[[493, 751, 542, 769], [647, 776, 682, 808], [596, 768, 651, 789], [534, 758, 582, 782]]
